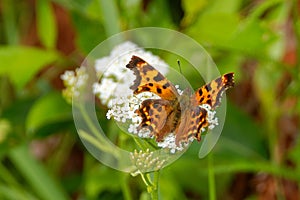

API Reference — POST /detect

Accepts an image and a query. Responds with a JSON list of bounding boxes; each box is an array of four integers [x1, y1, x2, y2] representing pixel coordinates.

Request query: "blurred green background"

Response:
[[0, 0, 299, 199]]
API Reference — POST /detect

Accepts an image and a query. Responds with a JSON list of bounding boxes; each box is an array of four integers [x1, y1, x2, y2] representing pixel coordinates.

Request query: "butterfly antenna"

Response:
[[177, 59, 183, 75]]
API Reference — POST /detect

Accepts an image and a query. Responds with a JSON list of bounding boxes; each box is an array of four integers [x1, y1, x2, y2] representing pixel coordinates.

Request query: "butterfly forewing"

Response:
[[194, 73, 234, 109], [126, 56, 179, 100]]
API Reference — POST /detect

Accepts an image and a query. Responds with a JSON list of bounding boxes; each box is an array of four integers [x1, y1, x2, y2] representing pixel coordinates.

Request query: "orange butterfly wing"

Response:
[[175, 73, 234, 145], [175, 106, 208, 145], [126, 56, 179, 100], [176, 73, 234, 145], [193, 73, 234, 108], [126, 56, 180, 141], [135, 99, 177, 141]]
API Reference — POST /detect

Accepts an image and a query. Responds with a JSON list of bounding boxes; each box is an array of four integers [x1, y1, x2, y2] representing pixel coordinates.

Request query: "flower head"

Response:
[[61, 67, 88, 104], [130, 149, 166, 175]]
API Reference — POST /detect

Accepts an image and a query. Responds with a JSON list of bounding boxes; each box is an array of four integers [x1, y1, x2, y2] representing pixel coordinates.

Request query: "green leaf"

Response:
[[26, 92, 72, 135], [9, 144, 68, 200], [36, 0, 57, 49], [187, 12, 239, 47], [0, 46, 59, 89], [231, 20, 269, 55]]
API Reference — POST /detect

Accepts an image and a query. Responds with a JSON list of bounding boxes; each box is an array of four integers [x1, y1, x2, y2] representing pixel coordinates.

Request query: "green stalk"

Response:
[[77, 104, 120, 159], [151, 171, 160, 200], [140, 171, 160, 200], [121, 174, 133, 200], [208, 153, 216, 200]]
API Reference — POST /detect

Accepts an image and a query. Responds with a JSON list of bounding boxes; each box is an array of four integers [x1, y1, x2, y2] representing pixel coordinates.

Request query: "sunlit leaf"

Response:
[[230, 19, 271, 55], [0, 46, 59, 89], [186, 12, 239, 47], [26, 92, 72, 135]]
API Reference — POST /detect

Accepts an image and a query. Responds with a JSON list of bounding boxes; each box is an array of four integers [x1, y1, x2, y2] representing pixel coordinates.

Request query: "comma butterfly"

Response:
[[126, 56, 234, 146]]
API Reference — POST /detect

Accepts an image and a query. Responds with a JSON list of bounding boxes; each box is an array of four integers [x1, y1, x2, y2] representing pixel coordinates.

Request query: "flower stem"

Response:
[[140, 171, 160, 200], [121, 174, 133, 200], [208, 153, 216, 200], [77, 104, 120, 158]]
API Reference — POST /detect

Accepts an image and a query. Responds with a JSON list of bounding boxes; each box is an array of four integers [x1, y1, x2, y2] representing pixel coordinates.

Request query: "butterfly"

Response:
[[126, 55, 234, 146]]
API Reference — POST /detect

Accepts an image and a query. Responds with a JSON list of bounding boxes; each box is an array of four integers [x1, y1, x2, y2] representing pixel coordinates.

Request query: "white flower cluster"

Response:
[[157, 134, 186, 153], [61, 67, 88, 103], [200, 104, 219, 130]]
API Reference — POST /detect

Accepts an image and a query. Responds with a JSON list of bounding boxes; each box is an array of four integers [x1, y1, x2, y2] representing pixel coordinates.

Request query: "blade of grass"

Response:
[[36, 0, 57, 49], [8, 144, 68, 200], [0, 185, 37, 200], [2, 0, 19, 44], [98, 0, 122, 45], [0, 164, 39, 200], [98, 0, 121, 35]]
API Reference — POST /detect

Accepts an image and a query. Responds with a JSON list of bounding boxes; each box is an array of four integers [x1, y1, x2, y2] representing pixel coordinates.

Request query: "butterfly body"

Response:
[[126, 56, 234, 146]]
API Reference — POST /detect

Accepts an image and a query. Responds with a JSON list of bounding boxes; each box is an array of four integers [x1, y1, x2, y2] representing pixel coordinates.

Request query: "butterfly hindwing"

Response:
[[194, 73, 234, 109], [136, 99, 175, 141], [126, 56, 179, 100], [175, 106, 208, 145]]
